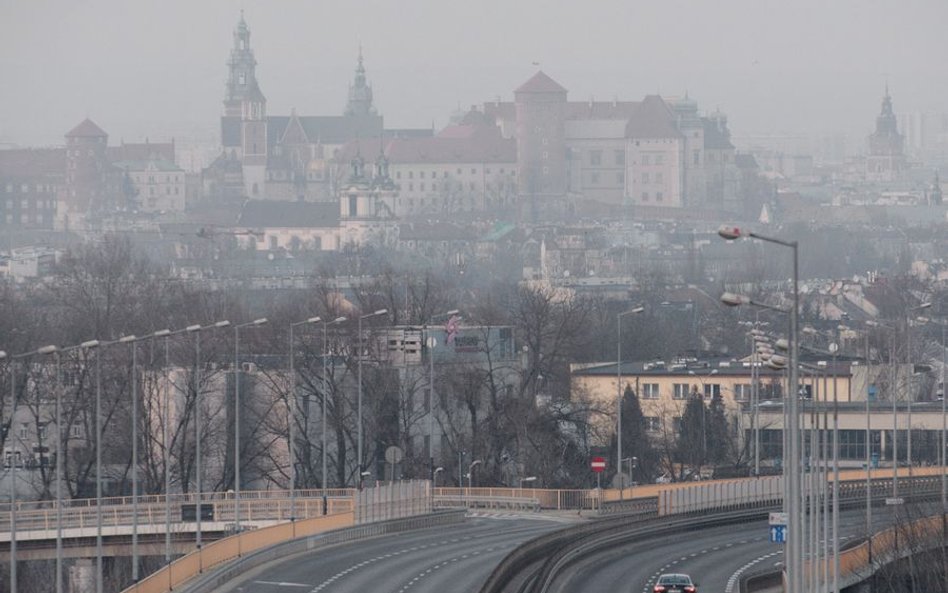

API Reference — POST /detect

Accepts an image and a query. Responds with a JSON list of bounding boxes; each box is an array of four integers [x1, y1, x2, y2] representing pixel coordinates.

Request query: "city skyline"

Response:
[[2, 0, 946, 147]]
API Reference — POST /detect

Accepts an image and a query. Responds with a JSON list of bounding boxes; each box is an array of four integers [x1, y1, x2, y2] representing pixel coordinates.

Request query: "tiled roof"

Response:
[[624, 95, 683, 139], [338, 123, 516, 165], [237, 199, 339, 228], [565, 101, 640, 120], [107, 142, 175, 162], [0, 148, 66, 178], [65, 118, 108, 138], [112, 159, 182, 172], [398, 221, 477, 241], [515, 71, 567, 94]]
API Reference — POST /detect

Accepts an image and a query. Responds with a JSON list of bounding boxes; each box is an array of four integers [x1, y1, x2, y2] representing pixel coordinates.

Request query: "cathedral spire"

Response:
[[345, 47, 376, 117], [224, 11, 265, 117]]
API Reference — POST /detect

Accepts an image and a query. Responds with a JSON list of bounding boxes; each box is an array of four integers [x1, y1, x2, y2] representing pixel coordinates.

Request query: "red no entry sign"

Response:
[[590, 456, 606, 473]]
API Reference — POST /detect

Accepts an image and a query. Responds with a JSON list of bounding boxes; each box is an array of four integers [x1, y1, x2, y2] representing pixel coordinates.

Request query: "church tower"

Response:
[[224, 12, 267, 197], [866, 86, 905, 182], [344, 47, 376, 117]]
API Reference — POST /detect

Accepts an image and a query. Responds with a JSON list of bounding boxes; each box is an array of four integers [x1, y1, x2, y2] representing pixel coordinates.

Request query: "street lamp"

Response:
[[6, 344, 58, 593], [321, 316, 347, 491], [189, 320, 230, 552], [358, 309, 388, 488], [519, 476, 537, 489], [233, 318, 267, 536], [719, 224, 801, 593], [468, 459, 481, 489], [433, 466, 444, 487], [616, 306, 644, 501], [289, 316, 321, 519], [425, 310, 459, 480]]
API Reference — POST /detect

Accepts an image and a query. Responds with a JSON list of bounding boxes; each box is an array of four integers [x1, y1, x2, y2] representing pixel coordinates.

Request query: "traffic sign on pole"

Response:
[[590, 456, 606, 473], [770, 524, 787, 544]]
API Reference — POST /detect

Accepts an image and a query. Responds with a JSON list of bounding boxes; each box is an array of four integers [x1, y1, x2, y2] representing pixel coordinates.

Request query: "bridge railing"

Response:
[[0, 488, 355, 540], [434, 487, 597, 510]]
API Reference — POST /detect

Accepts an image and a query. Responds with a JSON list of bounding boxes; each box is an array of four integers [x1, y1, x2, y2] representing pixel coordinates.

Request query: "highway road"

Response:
[[215, 513, 570, 593], [547, 506, 909, 593]]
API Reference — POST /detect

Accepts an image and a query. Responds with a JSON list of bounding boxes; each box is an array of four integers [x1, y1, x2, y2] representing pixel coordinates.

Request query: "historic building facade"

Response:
[[866, 87, 906, 182]]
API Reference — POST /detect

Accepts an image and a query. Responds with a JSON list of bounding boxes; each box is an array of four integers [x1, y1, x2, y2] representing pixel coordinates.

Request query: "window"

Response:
[[645, 417, 661, 431], [457, 168, 462, 175], [642, 383, 660, 399], [408, 171, 413, 179], [656, 192, 663, 201], [469, 182, 475, 191], [19, 424, 28, 439], [734, 384, 752, 401], [471, 168, 477, 174], [420, 183, 425, 192], [693, 150, 700, 165], [420, 171, 425, 179], [614, 150, 625, 165], [617, 172, 624, 184], [641, 192, 648, 201], [642, 172, 650, 184], [590, 150, 602, 166], [542, 151, 548, 159], [703, 383, 721, 399], [655, 154, 664, 165], [349, 194, 357, 215], [642, 155, 650, 165], [396, 171, 401, 179], [590, 172, 600, 185], [673, 383, 690, 400], [655, 172, 663, 183], [672, 416, 682, 433]]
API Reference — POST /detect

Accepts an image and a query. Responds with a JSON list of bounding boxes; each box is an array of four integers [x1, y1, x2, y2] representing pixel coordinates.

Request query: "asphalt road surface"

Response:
[[216, 513, 569, 593], [547, 506, 906, 593]]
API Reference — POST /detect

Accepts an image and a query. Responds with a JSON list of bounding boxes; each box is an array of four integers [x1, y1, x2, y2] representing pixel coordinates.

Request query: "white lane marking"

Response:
[[253, 581, 311, 588], [724, 550, 782, 593]]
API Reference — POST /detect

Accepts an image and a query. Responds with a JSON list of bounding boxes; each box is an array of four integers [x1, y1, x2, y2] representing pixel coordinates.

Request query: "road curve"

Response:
[[214, 514, 569, 593], [547, 507, 903, 593]]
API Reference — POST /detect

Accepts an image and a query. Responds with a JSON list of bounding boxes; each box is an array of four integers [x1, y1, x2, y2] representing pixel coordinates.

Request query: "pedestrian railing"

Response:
[[0, 489, 355, 542]]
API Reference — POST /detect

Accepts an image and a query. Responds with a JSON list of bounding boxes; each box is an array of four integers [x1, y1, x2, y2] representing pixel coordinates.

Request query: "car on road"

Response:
[[652, 573, 697, 593]]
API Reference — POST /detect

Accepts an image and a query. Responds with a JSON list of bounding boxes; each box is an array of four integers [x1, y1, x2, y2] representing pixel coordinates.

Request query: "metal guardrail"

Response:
[[434, 488, 597, 510], [0, 490, 355, 543], [435, 495, 541, 511], [480, 473, 946, 593]]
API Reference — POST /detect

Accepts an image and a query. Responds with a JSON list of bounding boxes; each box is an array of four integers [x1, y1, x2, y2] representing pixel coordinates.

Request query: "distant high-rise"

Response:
[[866, 86, 905, 182]]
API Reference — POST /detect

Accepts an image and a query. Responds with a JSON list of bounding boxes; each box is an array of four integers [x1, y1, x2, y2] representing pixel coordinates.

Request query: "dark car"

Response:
[[653, 573, 697, 593]]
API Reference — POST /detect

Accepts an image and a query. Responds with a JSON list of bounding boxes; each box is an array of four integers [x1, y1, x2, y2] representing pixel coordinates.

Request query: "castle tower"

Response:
[[344, 47, 376, 117], [224, 12, 267, 197], [64, 118, 109, 223], [866, 86, 905, 182], [514, 71, 567, 215]]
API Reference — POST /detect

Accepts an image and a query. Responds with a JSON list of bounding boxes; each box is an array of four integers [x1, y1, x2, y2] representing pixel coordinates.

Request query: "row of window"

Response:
[[586, 172, 624, 186], [640, 154, 665, 166], [588, 150, 625, 166], [395, 167, 509, 180], [403, 182, 513, 193], [4, 183, 55, 194], [143, 175, 181, 184], [147, 186, 180, 196], [638, 382, 759, 400], [13, 422, 83, 439], [640, 192, 664, 202], [4, 213, 51, 225], [640, 172, 664, 184], [1, 198, 55, 209]]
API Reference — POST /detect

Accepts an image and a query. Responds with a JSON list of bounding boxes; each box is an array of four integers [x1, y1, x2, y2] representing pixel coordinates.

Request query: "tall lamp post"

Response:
[[233, 318, 267, 536], [616, 306, 644, 501], [289, 316, 320, 519], [321, 316, 347, 491], [425, 310, 459, 480], [6, 344, 58, 593], [189, 320, 230, 552], [357, 309, 388, 488], [718, 223, 800, 593]]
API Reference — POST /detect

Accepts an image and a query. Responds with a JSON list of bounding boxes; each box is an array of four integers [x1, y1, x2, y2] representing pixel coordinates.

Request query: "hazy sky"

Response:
[[1, 0, 946, 148]]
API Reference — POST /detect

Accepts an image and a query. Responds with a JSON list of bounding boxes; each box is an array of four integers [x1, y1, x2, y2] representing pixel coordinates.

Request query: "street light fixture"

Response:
[[358, 309, 388, 488], [719, 224, 801, 593], [6, 344, 59, 593], [468, 459, 481, 489], [433, 466, 444, 486], [233, 318, 268, 537], [425, 309, 460, 480], [321, 316, 347, 492], [187, 320, 229, 552], [616, 306, 645, 501], [289, 315, 321, 520]]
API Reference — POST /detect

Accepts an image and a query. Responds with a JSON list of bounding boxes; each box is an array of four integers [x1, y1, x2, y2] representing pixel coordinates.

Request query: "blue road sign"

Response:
[[770, 525, 787, 544]]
